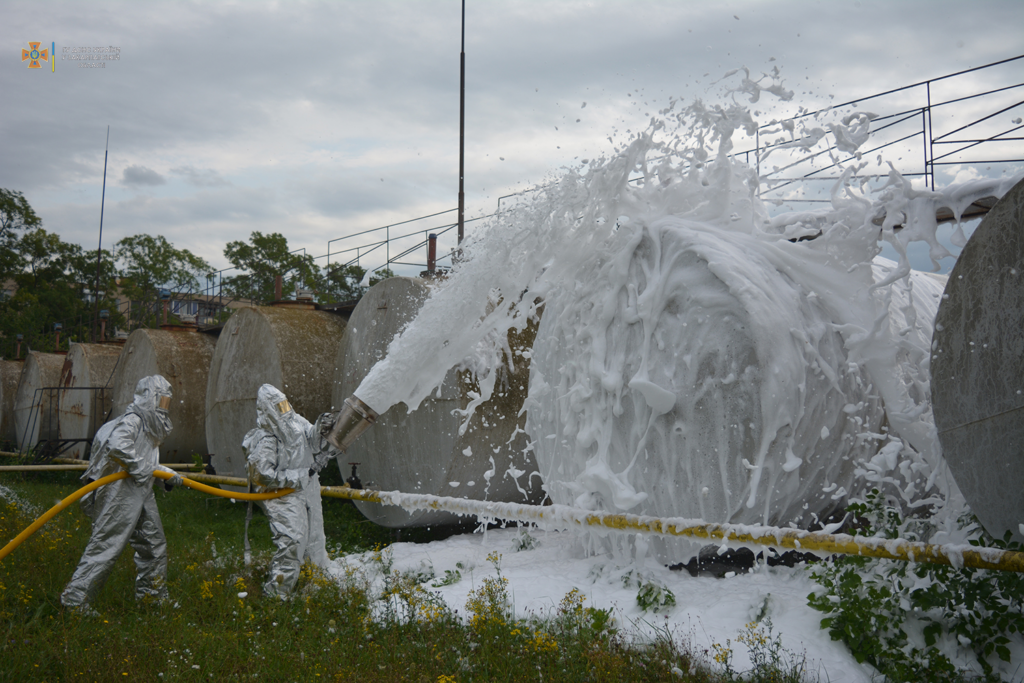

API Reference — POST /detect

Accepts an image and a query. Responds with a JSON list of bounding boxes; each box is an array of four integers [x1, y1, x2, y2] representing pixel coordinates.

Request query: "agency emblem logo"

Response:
[[21, 41, 49, 69]]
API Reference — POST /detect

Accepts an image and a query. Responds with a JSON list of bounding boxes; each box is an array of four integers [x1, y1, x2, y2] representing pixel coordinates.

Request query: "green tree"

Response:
[[317, 262, 367, 303], [369, 267, 395, 286], [222, 231, 317, 304], [115, 234, 211, 330], [72, 246, 125, 337], [0, 229, 120, 355], [0, 189, 43, 281]]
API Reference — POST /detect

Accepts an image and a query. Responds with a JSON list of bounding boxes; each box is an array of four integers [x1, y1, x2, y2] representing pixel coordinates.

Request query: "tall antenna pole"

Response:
[[457, 0, 465, 244], [93, 126, 109, 343]]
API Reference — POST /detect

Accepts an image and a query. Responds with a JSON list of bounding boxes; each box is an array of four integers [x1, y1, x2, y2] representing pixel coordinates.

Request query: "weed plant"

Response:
[[708, 619, 808, 683], [2, 472, 814, 682], [807, 489, 1024, 682]]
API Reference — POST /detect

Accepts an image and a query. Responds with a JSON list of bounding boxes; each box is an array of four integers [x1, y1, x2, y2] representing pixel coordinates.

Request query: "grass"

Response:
[[1, 471, 810, 683]]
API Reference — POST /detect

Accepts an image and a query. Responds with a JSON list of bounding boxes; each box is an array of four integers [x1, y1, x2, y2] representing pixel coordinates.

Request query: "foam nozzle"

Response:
[[324, 395, 379, 452]]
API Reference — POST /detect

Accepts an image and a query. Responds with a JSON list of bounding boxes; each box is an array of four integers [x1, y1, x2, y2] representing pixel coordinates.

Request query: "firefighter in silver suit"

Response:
[[244, 384, 340, 597], [61, 375, 182, 611]]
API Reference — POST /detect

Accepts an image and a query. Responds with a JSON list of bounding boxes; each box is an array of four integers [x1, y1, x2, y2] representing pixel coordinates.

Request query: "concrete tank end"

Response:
[[932, 176, 1024, 544], [333, 277, 542, 529], [110, 327, 216, 463], [205, 305, 347, 483], [58, 343, 123, 459], [13, 351, 65, 453]]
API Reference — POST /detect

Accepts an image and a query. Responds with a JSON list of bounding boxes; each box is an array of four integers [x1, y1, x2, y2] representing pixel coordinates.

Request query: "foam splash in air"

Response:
[[354, 67, 1020, 560]]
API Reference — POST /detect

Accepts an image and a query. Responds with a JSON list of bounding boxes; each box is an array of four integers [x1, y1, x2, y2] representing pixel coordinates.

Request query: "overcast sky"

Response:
[[3, 1, 1022, 283]]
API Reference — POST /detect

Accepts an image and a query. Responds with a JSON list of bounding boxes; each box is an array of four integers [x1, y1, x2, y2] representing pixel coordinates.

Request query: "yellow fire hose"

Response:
[[0, 470, 292, 562], [2, 466, 1022, 573]]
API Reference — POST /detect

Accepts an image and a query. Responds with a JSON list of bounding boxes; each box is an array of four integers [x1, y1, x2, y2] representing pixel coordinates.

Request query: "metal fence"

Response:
[[736, 54, 1024, 209], [18, 386, 109, 460], [184, 54, 1023, 308]]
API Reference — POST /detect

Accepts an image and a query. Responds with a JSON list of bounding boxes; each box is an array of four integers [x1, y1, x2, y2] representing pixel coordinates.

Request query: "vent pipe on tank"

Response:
[[160, 289, 171, 324]]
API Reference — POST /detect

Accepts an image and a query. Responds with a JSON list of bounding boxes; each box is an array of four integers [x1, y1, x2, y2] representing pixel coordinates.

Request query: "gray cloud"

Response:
[[122, 164, 166, 186], [170, 166, 231, 187]]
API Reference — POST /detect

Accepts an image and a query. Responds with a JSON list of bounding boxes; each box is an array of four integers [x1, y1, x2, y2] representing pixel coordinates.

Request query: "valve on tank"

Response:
[[346, 463, 362, 490], [323, 395, 379, 452]]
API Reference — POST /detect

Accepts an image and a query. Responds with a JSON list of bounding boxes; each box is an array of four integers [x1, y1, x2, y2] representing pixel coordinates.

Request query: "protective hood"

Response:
[[255, 384, 309, 459], [126, 375, 173, 444]]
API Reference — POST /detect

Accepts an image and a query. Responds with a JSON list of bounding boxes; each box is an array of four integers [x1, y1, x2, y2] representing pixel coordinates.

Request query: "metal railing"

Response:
[[180, 54, 1024, 311], [316, 54, 1022, 280], [739, 54, 1024, 208]]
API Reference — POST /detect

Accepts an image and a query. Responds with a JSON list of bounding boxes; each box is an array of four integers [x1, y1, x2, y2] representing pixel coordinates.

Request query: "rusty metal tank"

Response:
[[13, 351, 66, 453], [206, 303, 348, 483], [57, 342, 123, 459], [332, 276, 541, 529], [109, 325, 217, 463], [1, 359, 25, 447]]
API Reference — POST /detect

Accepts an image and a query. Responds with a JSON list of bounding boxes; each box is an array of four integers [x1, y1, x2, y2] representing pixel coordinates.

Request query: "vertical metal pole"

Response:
[[925, 81, 935, 190], [755, 127, 761, 199], [921, 107, 929, 190], [458, 0, 466, 245], [92, 126, 110, 343]]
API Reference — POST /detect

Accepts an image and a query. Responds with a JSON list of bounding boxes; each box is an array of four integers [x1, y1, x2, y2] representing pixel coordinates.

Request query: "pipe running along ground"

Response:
[[2, 466, 1020, 573], [317, 485, 1024, 574], [0, 453, 204, 471], [0, 470, 293, 562]]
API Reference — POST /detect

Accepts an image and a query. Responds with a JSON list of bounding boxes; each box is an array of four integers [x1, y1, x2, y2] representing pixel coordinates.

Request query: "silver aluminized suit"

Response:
[[244, 384, 341, 597], [61, 375, 179, 609]]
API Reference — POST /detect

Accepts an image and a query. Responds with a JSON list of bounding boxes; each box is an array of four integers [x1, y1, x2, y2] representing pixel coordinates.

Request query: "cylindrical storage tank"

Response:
[[333, 277, 543, 529], [110, 326, 216, 463], [14, 351, 66, 453], [1, 359, 25, 448], [526, 226, 862, 560], [932, 176, 1024, 544], [525, 219, 947, 563], [206, 303, 348, 483], [57, 343, 124, 459]]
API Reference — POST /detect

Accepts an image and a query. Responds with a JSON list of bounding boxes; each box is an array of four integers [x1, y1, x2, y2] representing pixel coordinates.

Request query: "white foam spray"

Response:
[[354, 68, 1020, 561]]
